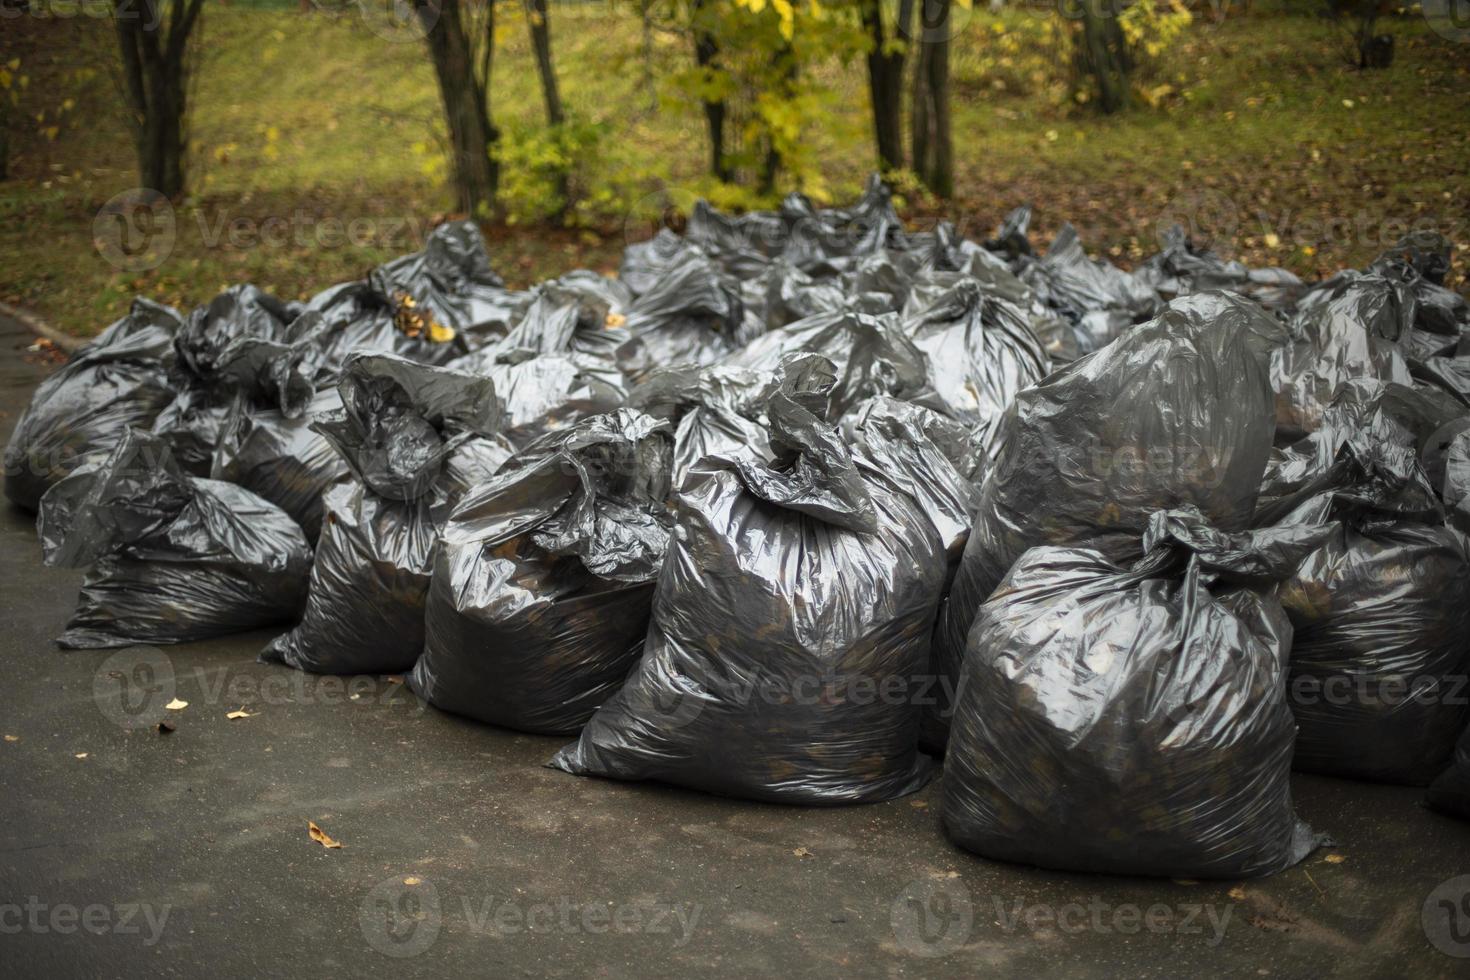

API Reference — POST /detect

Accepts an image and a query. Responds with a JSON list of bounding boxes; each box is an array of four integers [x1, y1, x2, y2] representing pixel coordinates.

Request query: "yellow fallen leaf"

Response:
[[1323, 854, 1344, 864], [910, 799, 928, 809], [403, 876, 422, 886], [308, 821, 343, 849], [4, 735, 18, 742], [1263, 232, 1281, 248], [1228, 886, 1246, 900], [74, 752, 88, 759], [792, 847, 812, 858], [604, 312, 627, 329], [226, 709, 254, 720], [165, 698, 188, 711]]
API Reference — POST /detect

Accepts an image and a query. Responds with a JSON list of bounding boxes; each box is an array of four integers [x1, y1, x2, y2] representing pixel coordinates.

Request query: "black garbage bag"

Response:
[[1427, 726, 1470, 822], [450, 286, 631, 445], [5, 298, 180, 512], [898, 279, 1050, 457], [262, 353, 509, 675], [1135, 225, 1305, 311], [1367, 231, 1468, 336], [1020, 223, 1162, 348], [1266, 410, 1470, 785], [724, 310, 936, 417], [1271, 273, 1415, 443], [615, 250, 758, 381], [983, 204, 1034, 264], [629, 364, 774, 486], [942, 507, 1332, 879], [38, 429, 312, 649], [299, 222, 524, 373], [409, 410, 675, 734], [211, 387, 350, 542], [551, 354, 954, 805], [150, 285, 299, 473], [1445, 428, 1470, 535]]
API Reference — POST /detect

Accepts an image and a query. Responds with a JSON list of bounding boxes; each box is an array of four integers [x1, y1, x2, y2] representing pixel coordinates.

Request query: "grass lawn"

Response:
[[1, 2, 1467, 337]]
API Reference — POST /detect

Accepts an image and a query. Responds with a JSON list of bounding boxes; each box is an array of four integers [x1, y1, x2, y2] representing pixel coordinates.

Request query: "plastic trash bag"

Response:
[[38, 429, 311, 649], [942, 507, 1332, 879], [616, 250, 758, 380], [724, 310, 936, 417], [149, 285, 300, 473], [1280, 514, 1470, 785], [211, 387, 350, 542], [1136, 225, 1305, 311], [898, 279, 1050, 456], [629, 364, 774, 486], [1021, 223, 1162, 348], [409, 410, 675, 734], [1271, 274, 1415, 444], [551, 354, 954, 805], [450, 286, 631, 445], [5, 298, 180, 512], [1427, 726, 1470, 822], [299, 222, 523, 373], [262, 353, 510, 675]]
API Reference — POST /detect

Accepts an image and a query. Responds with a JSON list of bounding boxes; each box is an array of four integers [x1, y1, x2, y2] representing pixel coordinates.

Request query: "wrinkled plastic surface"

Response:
[[898, 279, 1050, 457], [150, 285, 298, 473], [1427, 726, 1470, 822], [1279, 518, 1470, 784], [409, 410, 674, 734], [928, 293, 1280, 747], [1020, 223, 1162, 350], [1270, 274, 1414, 444], [551, 354, 955, 804], [211, 388, 350, 541], [300, 221, 524, 373], [38, 429, 311, 648], [942, 508, 1330, 878], [262, 354, 508, 675], [5, 299, 179, 512]]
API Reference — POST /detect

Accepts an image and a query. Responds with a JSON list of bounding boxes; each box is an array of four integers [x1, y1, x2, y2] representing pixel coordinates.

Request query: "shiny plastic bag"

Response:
[[942, 508, 1331, 879], [262, 353, 509, 675], [898, 278, 1050, 456], [38, 429, 311, 649], [5, 298, 179, 512], [211, 388, 350, 542], [551, 354, 955, 804], [1020, 223, 1161, 349], [409, 410, 674, 734], [150, 285, 298, 473], [929, 292, 1280, 737]]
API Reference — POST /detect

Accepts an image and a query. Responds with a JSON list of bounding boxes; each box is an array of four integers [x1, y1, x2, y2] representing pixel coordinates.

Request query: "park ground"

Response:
[[0, 2, 1468, 337]]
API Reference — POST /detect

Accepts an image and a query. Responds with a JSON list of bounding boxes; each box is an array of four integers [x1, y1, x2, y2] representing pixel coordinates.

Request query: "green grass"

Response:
[[1, 4, 1467, 336]]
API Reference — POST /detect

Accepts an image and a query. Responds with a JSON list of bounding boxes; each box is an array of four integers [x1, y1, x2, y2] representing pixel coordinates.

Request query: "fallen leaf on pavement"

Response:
[[1323, 854, 1344, 864], [165, 699, 188, 711], [793, 847, 812, 858], [226, 709, 254, 720], [74, 752, 88, 759], [308, 821, 343, 849]]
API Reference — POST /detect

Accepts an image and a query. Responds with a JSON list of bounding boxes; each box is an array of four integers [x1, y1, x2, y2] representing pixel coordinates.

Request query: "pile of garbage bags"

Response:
[[8, 178, 1470, 872]]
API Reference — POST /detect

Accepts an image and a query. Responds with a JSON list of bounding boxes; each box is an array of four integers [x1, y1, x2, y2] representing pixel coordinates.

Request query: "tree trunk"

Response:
[[910, 0, 953, 197], [863, 0, 910, 172], [1078, 0, 1131, 114], [691, 0, 729, 182], [524, 0, 563, 127], [0, 97, 9, 182], [114, 0, 205, 199], [640, 0, 657, 113], [418, 0, 498, 215]]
